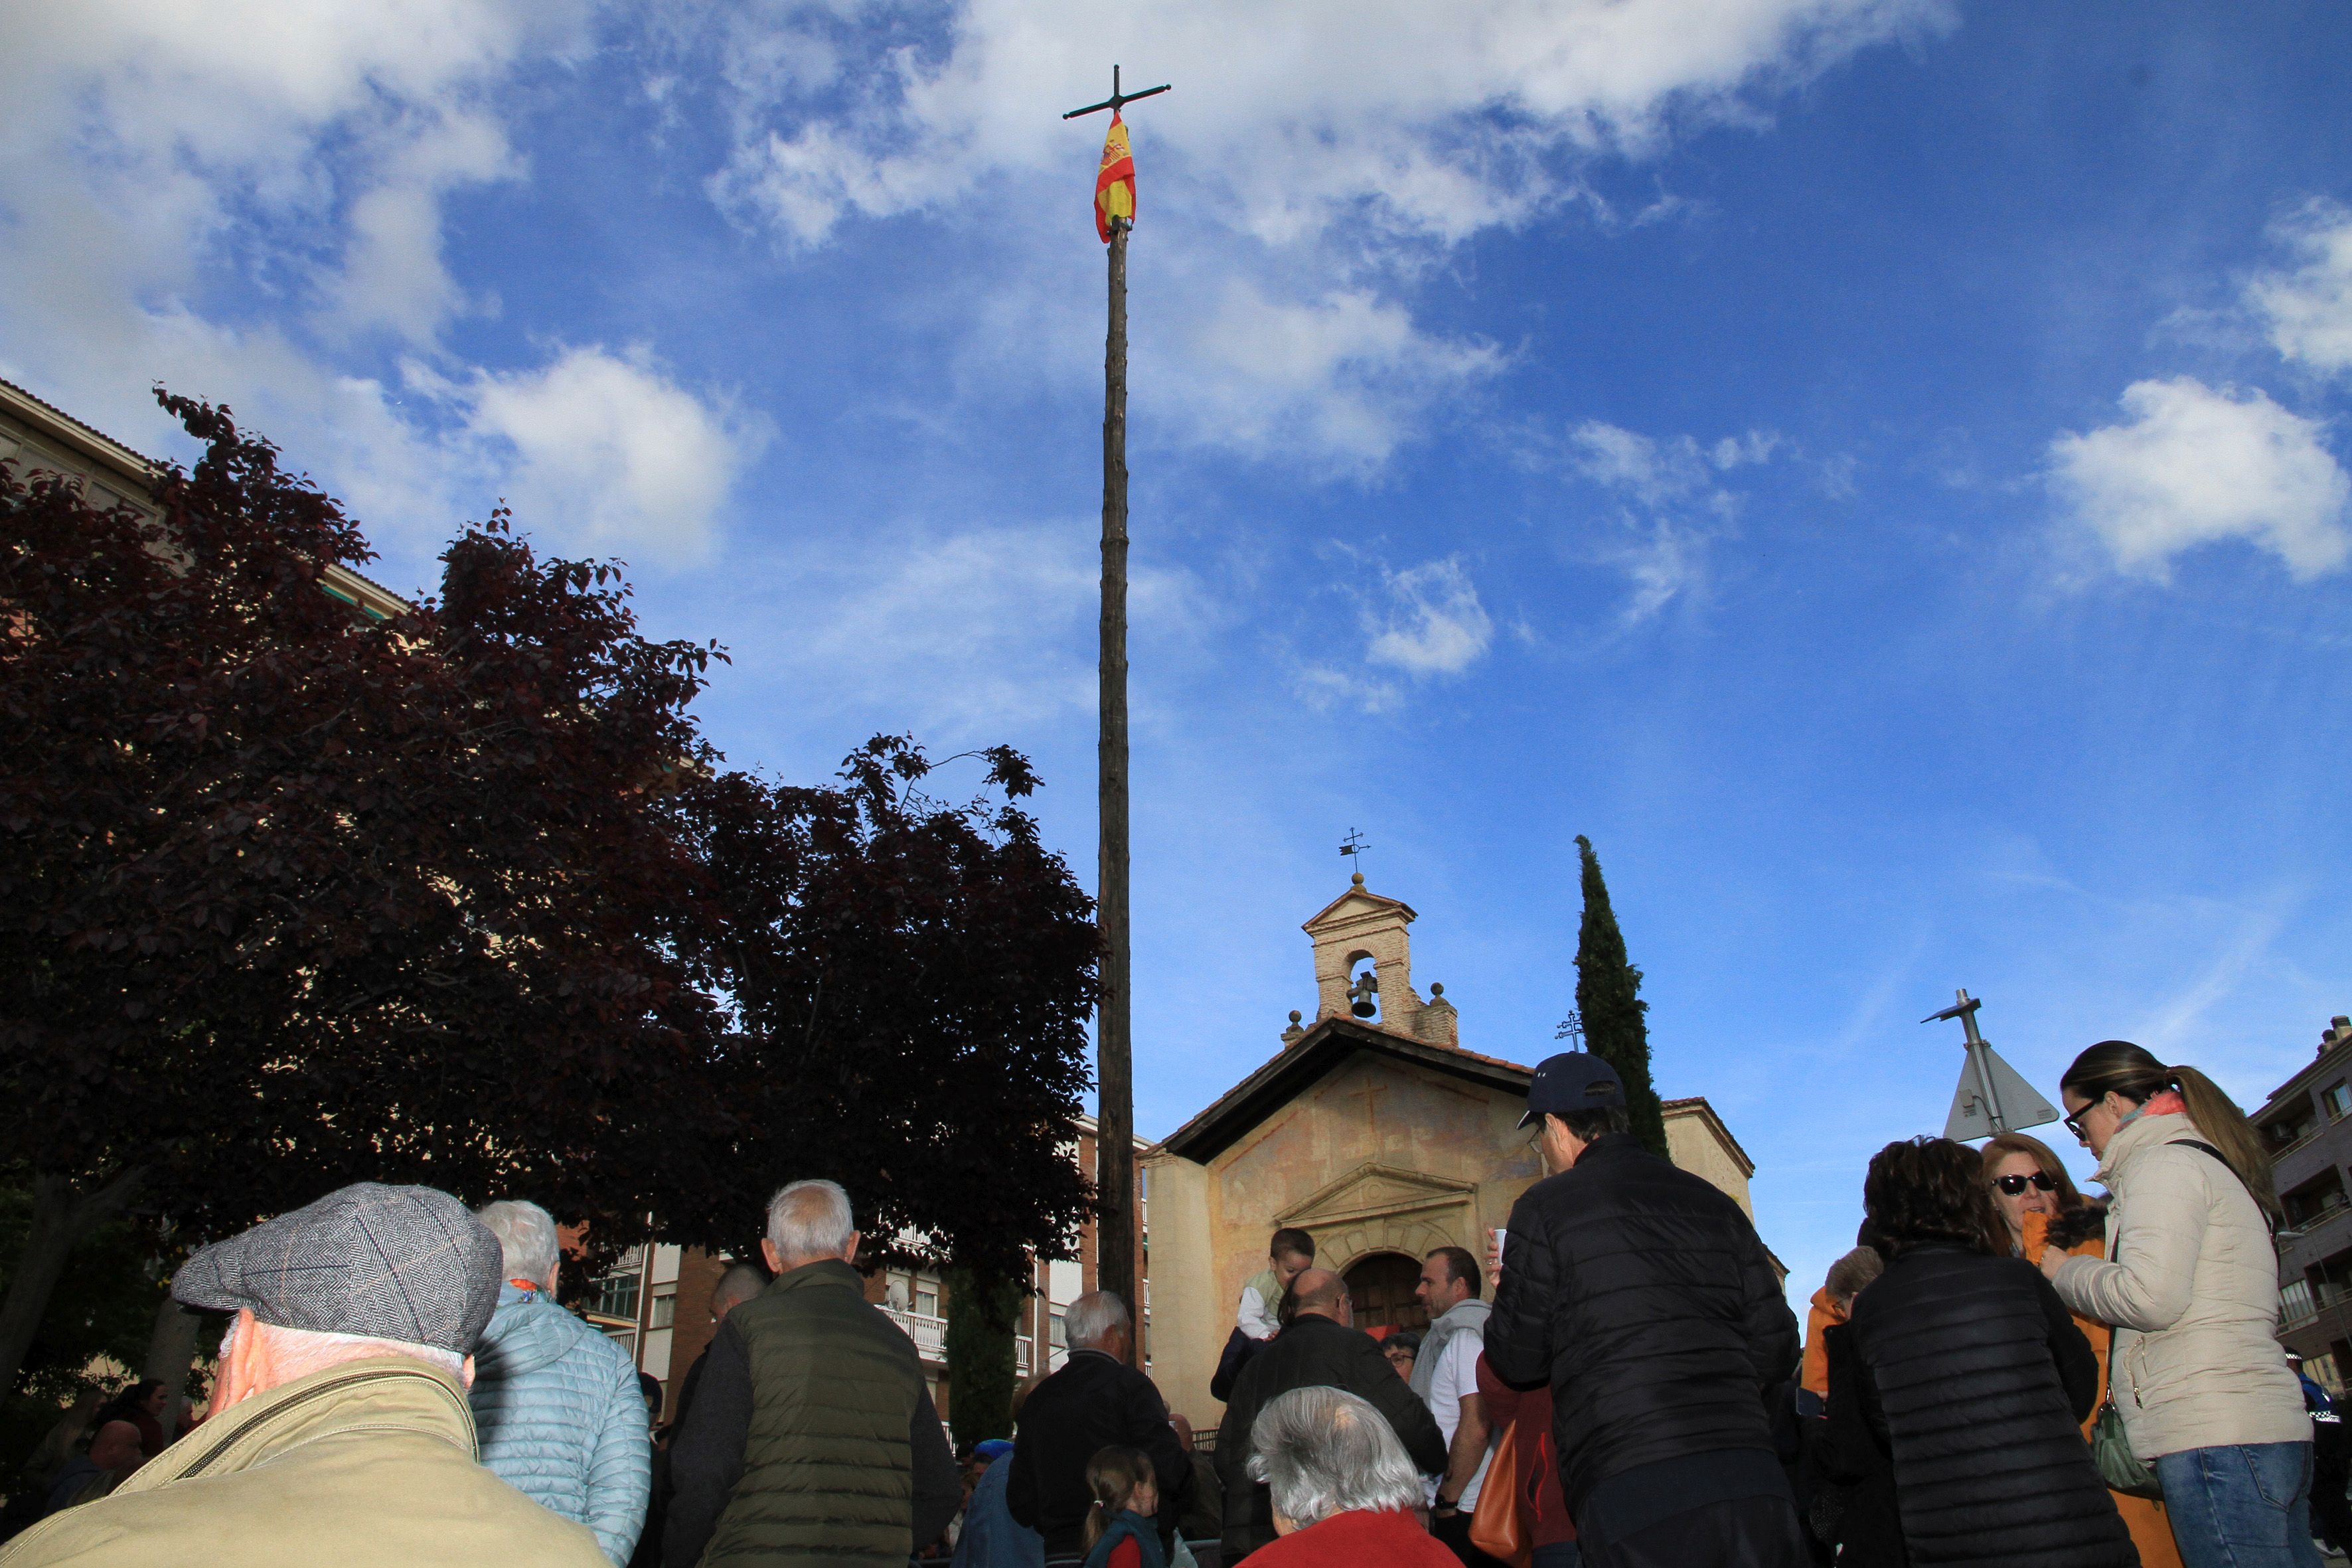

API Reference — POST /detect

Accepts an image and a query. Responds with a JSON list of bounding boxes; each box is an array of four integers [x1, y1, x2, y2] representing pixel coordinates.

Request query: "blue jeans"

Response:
[[1531, 1545, 1581, 1568], [2153, 1442, 2324, 1568]]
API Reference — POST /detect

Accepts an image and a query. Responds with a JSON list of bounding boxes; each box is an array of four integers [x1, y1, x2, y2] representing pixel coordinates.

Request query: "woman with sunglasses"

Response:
[[1989, 1132, 2184, 1568], [1825, 1137, 2134, 1568], [2040, 1041, 2314, 1568]]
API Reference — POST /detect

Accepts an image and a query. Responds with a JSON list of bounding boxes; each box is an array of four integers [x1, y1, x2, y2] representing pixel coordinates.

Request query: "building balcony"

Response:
[[884, 1306, 1042, 1377], [884, 1306, 948, 1363], [2280, 1202, 2352, 1274]]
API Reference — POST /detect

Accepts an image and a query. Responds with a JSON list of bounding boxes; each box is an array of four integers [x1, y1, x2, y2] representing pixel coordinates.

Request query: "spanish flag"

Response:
[[1095, 112, 1135, 242]]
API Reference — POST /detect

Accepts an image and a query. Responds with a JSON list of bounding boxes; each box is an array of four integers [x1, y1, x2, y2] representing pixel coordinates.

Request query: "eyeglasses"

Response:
[[1992, 1172, 2057, 1196], [2062, 1109, 2090, 1144]]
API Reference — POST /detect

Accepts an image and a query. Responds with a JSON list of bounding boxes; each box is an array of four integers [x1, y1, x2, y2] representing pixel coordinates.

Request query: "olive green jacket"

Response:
[[665, 1259, 958, 1567], [0, 1356, 609, 1568]]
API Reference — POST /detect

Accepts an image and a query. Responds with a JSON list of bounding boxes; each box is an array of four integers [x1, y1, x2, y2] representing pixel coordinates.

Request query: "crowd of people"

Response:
[[0, 1036, 2339, 1568]]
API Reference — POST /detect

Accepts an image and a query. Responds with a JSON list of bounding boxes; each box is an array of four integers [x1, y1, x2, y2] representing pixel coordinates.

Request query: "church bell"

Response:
[[1348, 969, 1379, 1018]]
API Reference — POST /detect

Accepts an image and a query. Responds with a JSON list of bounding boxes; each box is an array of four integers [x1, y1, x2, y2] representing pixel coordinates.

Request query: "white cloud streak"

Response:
[[2049, 377, 2350, 583], [1563, 419, 1782, 619], [2250, 199, 2352, 378], [1366, 557, 1494, 676]]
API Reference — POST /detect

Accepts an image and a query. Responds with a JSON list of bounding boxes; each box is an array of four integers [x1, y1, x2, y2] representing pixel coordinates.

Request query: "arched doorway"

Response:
[[1344, 1251, 1426, 1332]]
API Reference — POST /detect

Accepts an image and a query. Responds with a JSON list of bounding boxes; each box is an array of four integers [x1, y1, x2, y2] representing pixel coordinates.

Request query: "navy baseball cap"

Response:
[[1518, 1052, 1627, 1129]]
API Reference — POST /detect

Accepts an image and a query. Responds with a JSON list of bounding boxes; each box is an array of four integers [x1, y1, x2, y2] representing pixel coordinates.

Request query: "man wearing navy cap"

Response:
[[1484, 1055, 1803, 1568]]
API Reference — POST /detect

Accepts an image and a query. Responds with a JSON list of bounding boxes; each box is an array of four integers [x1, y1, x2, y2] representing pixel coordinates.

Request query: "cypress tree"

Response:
[[943, 1269, 1021, 1448], [1573, 835, 1670, 1159]]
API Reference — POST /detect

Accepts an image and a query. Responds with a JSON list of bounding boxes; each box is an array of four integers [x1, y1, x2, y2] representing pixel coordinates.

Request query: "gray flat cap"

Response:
[[174, 1182, 503, 1355]]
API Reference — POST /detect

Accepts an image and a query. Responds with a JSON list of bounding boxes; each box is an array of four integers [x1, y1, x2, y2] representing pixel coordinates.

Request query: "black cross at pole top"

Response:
[[1062, 63, 1171, 120]]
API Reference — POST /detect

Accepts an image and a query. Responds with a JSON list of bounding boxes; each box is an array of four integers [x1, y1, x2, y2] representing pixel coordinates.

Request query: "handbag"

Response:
[[2090, 1324, 2163, 1500], [1468, 1417, 1535, 1568]]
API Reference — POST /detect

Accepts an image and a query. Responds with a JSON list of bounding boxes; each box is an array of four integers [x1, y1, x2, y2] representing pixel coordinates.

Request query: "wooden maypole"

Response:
[[1063, 65, 1167, 1340]]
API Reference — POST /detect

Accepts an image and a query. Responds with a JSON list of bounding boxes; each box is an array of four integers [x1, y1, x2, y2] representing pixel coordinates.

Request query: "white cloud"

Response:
[[2250, 198, 2352, 378], [709, 519, 1215, 736], [412, 346, 763, 566], [2049, 377, 2351, 582], [1365, 557, 1494, 676], [684, 0, 1942, 467], [1172, 283, 1504, 468], [0, 0, 759, 573], [699, 0, 1945, 251], [1562, 419, 1780, 618]]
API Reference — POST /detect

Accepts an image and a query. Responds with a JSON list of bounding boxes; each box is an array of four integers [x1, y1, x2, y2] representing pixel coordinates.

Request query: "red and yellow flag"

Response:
[[1095, 112, 1135, 242]]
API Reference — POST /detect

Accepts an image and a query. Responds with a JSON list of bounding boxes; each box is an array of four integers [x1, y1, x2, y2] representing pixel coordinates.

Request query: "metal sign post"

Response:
[[1927, 988, 2059, 1140]]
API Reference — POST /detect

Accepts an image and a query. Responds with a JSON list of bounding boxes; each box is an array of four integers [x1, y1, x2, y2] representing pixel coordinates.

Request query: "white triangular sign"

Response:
[[1944, 1044, 2060, 1140]]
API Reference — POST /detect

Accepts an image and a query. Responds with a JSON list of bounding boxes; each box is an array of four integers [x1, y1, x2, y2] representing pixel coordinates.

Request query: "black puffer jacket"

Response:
[[1484, 1133, 1800, 1516], [1006, 1348, 1194, 1557], [1838, 1245, 2134, 1568], [1214, 1312, 1447, 1560]]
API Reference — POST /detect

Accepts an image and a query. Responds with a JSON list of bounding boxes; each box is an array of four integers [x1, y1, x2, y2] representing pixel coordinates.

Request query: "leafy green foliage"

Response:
[[1573, 836, 1670, 1158], [670, 738, 1100, 1285], [0, 1185, 167, 1476], [943, 1269, 1021, 1449], [0, 392, 1101, 1397]]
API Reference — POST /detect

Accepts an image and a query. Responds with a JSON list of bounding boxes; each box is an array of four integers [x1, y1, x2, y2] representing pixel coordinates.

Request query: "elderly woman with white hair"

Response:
[[1241, 1387, 1456, 1567]]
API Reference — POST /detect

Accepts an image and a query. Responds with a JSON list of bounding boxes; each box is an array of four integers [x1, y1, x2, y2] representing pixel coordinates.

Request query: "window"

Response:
[[591, 1271, 643, 1322], [647, 1286, 676, 1330], [2327, 1083, 2352, 1121], [1050, 1310, 1067, 1349], [914, 1281, 939, 1318], [2286, 1173, 2350, 1230], [2284, 1279, 2319, 1328]]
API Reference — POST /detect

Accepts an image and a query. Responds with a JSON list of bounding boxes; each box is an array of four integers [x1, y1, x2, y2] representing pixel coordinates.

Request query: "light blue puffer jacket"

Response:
[[469, 1283, 652, 1565]]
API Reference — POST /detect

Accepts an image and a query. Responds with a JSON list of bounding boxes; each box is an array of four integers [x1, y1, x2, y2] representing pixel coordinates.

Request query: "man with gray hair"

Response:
[[469, 1199, 652, 1565], [665, 1180, 960, 1568], [0, 1182, 607, 1568], [1006, 1290, 1194, 1562], [1215, 1269, 1447, 1561], [1241, 1387, 1456, 1566]]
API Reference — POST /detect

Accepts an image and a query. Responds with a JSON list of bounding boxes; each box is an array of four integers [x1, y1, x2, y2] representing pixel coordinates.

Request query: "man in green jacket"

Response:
[[664, 1179, 959, 1567], [0, 1182, 608, 1568]]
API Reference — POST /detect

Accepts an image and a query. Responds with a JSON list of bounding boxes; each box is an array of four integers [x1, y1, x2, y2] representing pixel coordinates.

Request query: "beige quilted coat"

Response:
[[2051, 1113, 2310, 1459]]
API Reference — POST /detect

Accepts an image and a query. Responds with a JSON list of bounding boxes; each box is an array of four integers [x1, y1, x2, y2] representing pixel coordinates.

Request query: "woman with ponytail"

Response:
[[2043, 1040, 2316, 1568], [1077, 1446, 1164, 1568]]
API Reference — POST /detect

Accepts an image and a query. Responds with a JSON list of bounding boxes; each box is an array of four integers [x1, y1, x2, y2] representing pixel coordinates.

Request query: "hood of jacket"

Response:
[[2092, 1105, 2205, 1189], [477, 1283, 575, 1381]]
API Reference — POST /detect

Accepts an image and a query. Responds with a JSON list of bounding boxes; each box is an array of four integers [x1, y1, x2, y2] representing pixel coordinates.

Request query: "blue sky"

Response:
[[6, 1, 2351, 1311]]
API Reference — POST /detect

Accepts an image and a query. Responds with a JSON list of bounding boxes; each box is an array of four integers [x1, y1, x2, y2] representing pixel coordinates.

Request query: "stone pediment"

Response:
[[1300, 885, 1417, 936], [1278, 1162, 1478, 1229]]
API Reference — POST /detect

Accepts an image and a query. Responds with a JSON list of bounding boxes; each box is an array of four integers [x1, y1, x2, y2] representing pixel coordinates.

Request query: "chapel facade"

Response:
[[1142, 874, 1767, 1424]]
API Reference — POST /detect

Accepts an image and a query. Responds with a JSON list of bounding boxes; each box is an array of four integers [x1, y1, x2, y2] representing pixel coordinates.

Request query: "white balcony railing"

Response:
[[884, 1306, 1046, 1376], [884, 1306, 948, 1362]]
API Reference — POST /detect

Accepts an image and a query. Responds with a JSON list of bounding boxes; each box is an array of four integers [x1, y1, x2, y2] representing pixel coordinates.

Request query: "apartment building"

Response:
[[2252, 1014, 2352, 1394]]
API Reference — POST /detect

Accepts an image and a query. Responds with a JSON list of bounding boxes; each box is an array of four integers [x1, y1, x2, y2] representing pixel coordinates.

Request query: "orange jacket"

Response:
[[1800, 1287, 1848, 1399]]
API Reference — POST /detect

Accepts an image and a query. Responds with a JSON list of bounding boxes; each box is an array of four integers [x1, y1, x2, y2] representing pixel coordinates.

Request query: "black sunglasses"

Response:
[[1992, 1172, 2057, 1196], [2062, 1109, 2090, 1144]]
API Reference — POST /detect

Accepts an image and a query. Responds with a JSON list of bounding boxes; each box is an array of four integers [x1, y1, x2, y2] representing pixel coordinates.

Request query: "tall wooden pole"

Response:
[[1095, 216, 1136, 1330]]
